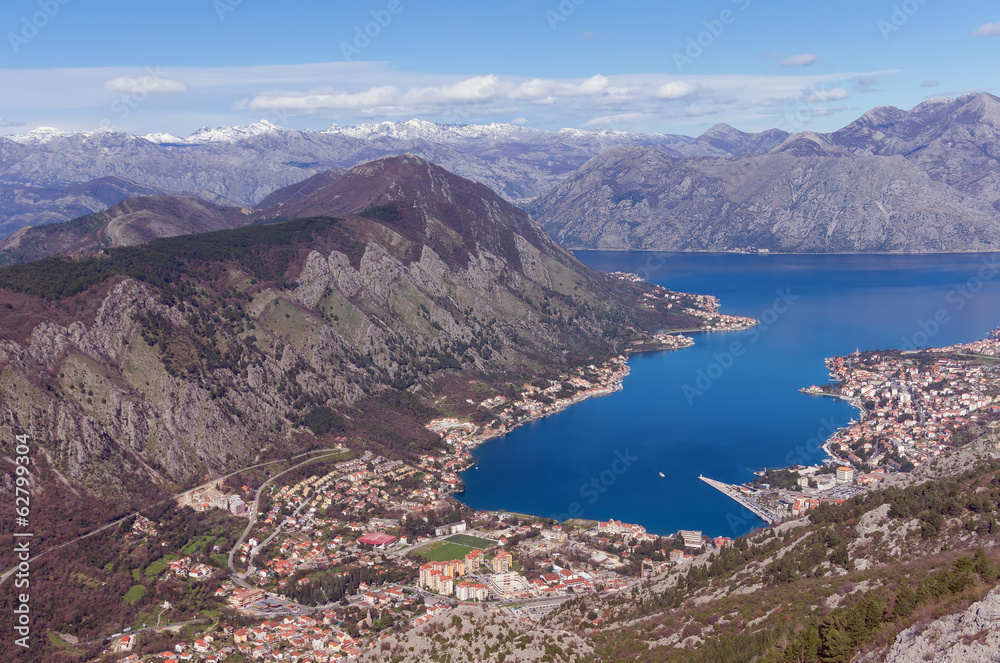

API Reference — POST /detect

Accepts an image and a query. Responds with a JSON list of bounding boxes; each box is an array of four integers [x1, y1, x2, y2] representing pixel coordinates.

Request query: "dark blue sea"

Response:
[[458, 252, 1000, 537]]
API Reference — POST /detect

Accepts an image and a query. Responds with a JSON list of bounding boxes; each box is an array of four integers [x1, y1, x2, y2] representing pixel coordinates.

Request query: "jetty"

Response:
[[698, 475, 781, 524]]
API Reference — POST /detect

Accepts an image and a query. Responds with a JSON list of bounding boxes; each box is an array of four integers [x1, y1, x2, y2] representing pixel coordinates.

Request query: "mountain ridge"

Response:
[[0, 154, 697, 502], [531, 92, 1000, 253]]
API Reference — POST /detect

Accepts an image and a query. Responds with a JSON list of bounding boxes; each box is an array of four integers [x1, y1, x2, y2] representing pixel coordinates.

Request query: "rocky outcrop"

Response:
[[880, 586, 1000, 663]]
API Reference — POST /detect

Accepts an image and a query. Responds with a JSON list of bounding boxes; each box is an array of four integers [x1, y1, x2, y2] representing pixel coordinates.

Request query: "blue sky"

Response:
[[0, 0, 998, 136]]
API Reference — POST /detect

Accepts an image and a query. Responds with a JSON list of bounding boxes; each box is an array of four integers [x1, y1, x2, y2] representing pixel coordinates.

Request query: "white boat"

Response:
[[658, 471, 666, 479]]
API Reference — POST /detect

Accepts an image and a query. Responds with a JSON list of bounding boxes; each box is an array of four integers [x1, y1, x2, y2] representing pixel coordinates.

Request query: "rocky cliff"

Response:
[[0, 155, 689, 503], [878, 587, 1000, 663]]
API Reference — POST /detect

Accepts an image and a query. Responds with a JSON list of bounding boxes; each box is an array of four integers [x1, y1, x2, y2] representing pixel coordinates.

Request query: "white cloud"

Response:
[[657, 81, 697, 99], [508, 74, 624, 101], [583, 112, 647, 127], [248, 85, 401, 112], [920, 79, 939, 88], [780, 53, 818, 67], [0, 117, 25, 127], [0, 62, 897, 136], [804, 104, 847, 117], [807, 86, 848, 102], [104, 75, 187, 94], [578, 74, 610, 95], [853, 75, 879, 92], [971, 22, 1000, 37]]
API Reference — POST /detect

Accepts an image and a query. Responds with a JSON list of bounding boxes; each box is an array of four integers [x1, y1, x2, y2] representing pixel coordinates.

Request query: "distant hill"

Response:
[[0, 176, 175, 237], [0, 194, 251, 266], [531, 93, 1000, 253], [0, 119, 774, 239]]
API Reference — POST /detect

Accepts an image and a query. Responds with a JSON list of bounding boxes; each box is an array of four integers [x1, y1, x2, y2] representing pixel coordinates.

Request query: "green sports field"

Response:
[[445, 533, 495, 549], [415, 533, 496, 561], [417, 542, 475, 562]]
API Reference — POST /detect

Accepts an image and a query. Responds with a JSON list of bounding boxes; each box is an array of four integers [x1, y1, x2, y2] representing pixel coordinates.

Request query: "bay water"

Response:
[[458, 252, 1000, 537]]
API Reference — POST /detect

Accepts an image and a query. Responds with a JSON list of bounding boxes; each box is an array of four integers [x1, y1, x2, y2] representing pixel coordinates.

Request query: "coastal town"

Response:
[[110, 445, 731, 662], [697, 328, 1000, 526], [806, 328, 1000, 474], [608, 271, 760, 340], [99, 273, 769, 662], [98, 280, 1000, 662]]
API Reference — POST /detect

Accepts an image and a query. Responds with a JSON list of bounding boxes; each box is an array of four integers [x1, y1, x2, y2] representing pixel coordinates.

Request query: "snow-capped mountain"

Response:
[[180, 119, 290, 144], [323, 118, 544, 141], [6, 126, 90, 145], [3, 94, 1000, 251], [0, 118, 722, 237]]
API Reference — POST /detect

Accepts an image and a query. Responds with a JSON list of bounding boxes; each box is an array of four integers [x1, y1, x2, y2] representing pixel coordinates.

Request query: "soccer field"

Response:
[[445, 533, 495, 549], [417, 542, 476, 562]]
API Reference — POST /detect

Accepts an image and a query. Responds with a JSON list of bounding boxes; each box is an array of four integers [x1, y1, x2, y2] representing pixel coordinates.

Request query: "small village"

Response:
[[608, 271, 760, 335]]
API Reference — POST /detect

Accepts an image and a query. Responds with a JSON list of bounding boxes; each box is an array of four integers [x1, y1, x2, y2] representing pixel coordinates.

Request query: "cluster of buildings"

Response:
[[613, 274, 758, 333], [819, 341, 1000, 472], [128, 515, 158, 539], [179, 484, 248, 516], [596, 519, 657, 543], [425, 356, 632, 454], [149, 614, 372, 661], [416, 549, 510, 598], [629, 332, 695, 351], [167, 556, 214, 581]]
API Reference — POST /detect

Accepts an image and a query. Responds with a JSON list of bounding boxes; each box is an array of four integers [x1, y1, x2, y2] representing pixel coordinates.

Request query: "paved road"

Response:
[[76, 618, 209, 647], [227, 449, 348, 610], [0, 447, 344, 586]]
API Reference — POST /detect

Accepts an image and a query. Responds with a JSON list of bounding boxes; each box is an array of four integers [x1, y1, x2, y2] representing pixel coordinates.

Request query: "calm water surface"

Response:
[[458, 252, 1000, 537]]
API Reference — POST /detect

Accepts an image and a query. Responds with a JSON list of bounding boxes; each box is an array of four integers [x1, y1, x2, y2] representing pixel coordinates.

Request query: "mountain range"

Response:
[[7, 93, 1000, 254], [531, 93, 1000, 253], [0, 119, 725, 238], [0, 115, 802, 239]]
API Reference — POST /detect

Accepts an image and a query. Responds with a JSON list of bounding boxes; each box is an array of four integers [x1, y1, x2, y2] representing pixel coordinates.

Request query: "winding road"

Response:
[[0, 447, 345, 586]]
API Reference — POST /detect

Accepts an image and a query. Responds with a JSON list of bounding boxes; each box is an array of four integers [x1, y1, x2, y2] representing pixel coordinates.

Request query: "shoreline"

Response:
[[572, 248, 1000, 257], [435, 274, 761, 539]]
